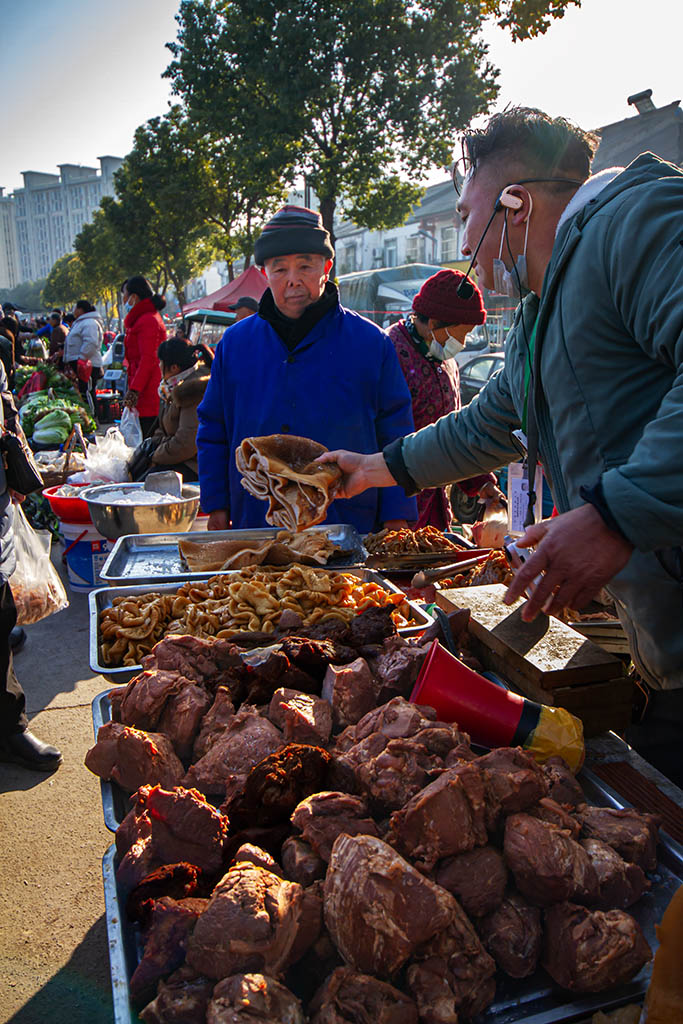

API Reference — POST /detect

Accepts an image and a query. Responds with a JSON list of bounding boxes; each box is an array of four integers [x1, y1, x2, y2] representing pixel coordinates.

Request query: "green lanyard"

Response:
[[521, 321, 538, 435]]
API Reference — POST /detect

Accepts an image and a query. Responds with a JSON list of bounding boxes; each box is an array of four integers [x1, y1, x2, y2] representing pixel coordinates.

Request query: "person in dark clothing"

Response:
[[0, 364, 62, 772], [141, 339, 211, 481]]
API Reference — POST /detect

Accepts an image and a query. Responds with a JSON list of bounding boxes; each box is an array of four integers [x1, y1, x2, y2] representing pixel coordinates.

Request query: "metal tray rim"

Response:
[[90, 569, 432, 682], [99, 524, 368, 583]]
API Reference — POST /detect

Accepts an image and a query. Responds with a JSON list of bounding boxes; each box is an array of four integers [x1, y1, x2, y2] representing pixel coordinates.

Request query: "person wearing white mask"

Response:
[[387, 268, 500, 529]]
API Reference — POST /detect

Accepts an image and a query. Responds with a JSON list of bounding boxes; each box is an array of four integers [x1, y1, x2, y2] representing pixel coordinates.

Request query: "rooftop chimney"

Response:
[[627, 89, 656, 114]]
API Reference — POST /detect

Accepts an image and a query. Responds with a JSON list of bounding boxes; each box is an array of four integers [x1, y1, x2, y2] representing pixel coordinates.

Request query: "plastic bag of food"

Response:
[[120, 407, 144, 449], [68, 427, 133, 484], [9, 504, 69, 625]]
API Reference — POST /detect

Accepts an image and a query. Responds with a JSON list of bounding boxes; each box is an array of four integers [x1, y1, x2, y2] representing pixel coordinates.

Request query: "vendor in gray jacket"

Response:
[[64, 299, 104, 399], [321, 108, 683, 783], [0, 364, 62, 772]]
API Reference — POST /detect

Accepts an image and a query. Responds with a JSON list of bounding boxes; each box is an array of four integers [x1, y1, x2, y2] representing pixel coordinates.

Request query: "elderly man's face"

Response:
[[264, 253, 333, 320]]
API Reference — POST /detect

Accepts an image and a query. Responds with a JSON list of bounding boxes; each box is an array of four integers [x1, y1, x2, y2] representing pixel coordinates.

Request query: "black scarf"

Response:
[[258, 281, 339, 351]]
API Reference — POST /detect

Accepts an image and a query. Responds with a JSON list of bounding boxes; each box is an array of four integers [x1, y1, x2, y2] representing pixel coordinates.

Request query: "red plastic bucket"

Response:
[[410, 639, 528, 747]]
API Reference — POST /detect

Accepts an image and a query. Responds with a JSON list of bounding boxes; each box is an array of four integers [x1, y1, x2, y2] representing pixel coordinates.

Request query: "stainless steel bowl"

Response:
[[82, 483, 200, 540]]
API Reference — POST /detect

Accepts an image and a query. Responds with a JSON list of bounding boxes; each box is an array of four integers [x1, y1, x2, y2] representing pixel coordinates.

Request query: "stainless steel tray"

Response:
[[89, 568, 432, 683], [99, 525, 367, 584], [92, 689, 131, 833], [99, 761, 683, 1024]]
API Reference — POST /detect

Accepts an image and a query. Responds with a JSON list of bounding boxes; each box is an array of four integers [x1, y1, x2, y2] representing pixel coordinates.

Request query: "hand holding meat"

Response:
[[504, 504, 633, 620], [315, 449, 396, 499]]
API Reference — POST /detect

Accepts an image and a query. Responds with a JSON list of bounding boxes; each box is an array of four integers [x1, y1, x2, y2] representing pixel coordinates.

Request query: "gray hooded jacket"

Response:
[[398, 153, 683, 690]]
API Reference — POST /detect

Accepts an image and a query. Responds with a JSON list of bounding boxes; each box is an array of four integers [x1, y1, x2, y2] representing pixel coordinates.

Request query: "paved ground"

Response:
[[0, 555, 114, 1024]]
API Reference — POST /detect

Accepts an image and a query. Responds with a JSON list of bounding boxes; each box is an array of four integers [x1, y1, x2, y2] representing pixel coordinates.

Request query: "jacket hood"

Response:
[[76, 310, 103, 325], [562, 152, 683, 234], [170, 367, 211, 408]]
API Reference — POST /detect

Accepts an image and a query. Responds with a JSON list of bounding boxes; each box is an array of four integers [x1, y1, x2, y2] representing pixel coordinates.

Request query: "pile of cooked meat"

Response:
[[85, 606, 658, 1023]]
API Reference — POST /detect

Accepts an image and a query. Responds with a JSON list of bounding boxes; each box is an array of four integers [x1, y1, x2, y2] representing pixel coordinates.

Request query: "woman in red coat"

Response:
[[122, 276, 166, 437]]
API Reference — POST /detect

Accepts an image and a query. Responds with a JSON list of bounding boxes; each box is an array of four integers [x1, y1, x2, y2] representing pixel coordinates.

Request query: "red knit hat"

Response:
[[412, 269, 486, 325]]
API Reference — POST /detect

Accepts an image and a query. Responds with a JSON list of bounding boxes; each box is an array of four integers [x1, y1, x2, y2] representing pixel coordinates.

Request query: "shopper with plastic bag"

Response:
[[0, 364, 63, 772]]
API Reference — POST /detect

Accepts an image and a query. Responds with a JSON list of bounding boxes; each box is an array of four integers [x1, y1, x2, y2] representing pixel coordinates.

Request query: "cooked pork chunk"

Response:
[[387, 762, 488, 871], [435, 845, 508, 918], [310, 967, 418, 1024], [291, 791, 379, 862], [542, 756, 585, 807], [281, 837, 327, 887], [186, 863, 317, 980], [581, 838, 650, 909], [477, 890, 542, 978], [192, 688, 236, 761], [183, 708, 283, 797], [322, 658, 377, 729], [577, 805, 660, 872], [323, 834, 454, 976], [542, 901, 651, 993], [130, 896, 207, 1005], [206, 973, 305, 1024], [115, 785, 229, 893], [504, 813, 599, 906], [85, 722, 184, 792], [227, 744, 332, 829], [139, 965, 213, 1024], [407, 889, 496, 1020], [268, 688, 333, 746]]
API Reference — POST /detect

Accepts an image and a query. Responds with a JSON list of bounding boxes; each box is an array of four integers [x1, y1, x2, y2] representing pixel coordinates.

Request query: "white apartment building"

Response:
[[2, 155, 123, 284], [0, 188, 20, 290]]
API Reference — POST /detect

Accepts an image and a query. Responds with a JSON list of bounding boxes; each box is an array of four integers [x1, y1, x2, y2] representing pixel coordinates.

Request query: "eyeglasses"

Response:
[[451, 141, 472, 197]]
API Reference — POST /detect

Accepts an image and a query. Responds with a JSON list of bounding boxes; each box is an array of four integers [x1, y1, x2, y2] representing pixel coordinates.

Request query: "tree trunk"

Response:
[[318, 195, 337, 277], [227, 261, 234, 282]]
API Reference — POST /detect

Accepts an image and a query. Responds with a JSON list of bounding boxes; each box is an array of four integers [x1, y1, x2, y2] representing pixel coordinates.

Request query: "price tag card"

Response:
[[507, 460, 543, 536]]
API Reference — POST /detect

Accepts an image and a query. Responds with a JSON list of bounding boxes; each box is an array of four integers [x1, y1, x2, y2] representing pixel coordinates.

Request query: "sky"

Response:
[[1, 0, 681, 194]]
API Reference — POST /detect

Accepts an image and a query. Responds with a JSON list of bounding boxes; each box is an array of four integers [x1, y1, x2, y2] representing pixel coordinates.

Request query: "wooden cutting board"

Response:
[[436, 584, 625, 690]]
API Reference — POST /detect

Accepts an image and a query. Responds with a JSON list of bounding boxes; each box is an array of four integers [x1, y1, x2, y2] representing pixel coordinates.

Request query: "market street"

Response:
[[0, 552, 113, 1024]]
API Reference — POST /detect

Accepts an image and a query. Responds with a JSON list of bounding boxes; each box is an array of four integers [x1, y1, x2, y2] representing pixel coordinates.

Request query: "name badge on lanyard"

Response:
[[507, 459, 543, 536]]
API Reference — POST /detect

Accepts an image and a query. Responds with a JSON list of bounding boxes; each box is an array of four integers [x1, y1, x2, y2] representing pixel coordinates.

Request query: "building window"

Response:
[[383, 238, 398, 267], [405, 235, 425, 264], [440, 225, 460, 263], [339, 244, 357, 274]]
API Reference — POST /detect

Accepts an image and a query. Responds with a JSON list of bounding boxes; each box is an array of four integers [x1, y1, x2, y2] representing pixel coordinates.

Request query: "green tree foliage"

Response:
[[165, 0, 491, 246], [166, 0, 580, 248], [42, 254, 87, 310], [483, 0, 581, 40], [0, 279, 49, 313], [108, 107, 218, 305]]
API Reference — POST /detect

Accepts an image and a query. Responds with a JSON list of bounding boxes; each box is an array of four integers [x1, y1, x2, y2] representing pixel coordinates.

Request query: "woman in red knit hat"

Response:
[[388, 268, 499, 529]]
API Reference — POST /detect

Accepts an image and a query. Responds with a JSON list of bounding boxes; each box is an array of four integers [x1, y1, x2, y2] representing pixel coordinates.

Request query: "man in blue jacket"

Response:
[[196, 206, 416, 534]]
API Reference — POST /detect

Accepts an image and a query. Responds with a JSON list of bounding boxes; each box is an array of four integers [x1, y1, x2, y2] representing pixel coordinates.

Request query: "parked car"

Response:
[[458, 353, 505, 406]]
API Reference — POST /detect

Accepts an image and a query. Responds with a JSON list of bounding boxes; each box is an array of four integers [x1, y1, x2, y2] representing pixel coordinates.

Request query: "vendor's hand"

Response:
[[9, 490, 26, 504], [316, 450, 396, 499], [477, 480, 506, 505], [207, 509, 230, 531], [123, 389, 139, 409], [503, 504, 633, 622]]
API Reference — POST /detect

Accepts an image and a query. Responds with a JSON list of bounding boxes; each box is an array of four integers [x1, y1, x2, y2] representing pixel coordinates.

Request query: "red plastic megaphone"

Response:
[[410, 639, 536, 748]]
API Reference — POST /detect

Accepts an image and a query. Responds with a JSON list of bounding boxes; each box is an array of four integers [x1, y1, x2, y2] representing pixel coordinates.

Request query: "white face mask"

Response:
[[491, 197, 533, 297], [429, 327, 467, 362]]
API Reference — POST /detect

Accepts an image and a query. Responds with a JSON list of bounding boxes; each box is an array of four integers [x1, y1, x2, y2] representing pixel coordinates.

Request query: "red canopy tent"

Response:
[[182, 265, 268, 313]]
